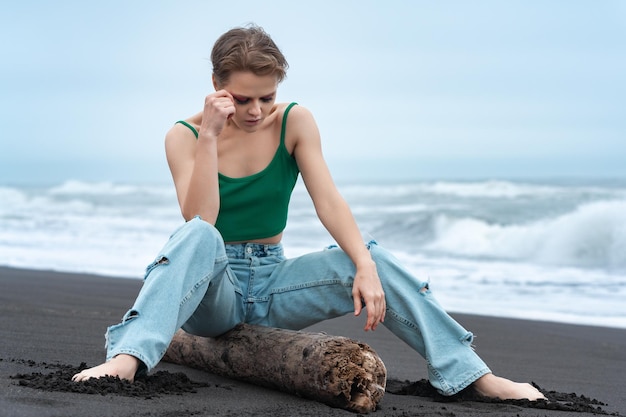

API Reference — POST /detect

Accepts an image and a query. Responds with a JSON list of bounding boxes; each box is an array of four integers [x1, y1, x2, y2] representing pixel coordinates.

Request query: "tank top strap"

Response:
[[280, 102, 298, 146], [175, 120, 199, 139]]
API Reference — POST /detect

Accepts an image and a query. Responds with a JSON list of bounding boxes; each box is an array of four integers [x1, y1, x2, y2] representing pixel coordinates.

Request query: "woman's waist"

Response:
[[224, 240, 284, 259], [224, 231, 282, 246]]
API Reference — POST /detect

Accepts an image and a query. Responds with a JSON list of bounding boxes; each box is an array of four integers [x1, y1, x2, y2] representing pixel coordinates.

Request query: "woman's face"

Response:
[[219, 71, 278, 132]]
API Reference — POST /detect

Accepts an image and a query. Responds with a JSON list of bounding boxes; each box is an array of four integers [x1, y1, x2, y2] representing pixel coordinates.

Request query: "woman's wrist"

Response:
[[197, 131, 218, 143], [353, 254, 376, 271]]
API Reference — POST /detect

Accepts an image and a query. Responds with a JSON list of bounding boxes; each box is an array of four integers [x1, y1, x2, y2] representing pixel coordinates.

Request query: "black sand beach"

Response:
[[1, 266, 624, 417]]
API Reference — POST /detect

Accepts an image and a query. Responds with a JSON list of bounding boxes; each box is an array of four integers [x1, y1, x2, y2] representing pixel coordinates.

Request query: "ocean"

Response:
[[1, 178, 625, 329]]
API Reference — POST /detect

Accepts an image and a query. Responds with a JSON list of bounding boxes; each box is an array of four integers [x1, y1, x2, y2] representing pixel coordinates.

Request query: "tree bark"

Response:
[[162, 323, 387, 413]]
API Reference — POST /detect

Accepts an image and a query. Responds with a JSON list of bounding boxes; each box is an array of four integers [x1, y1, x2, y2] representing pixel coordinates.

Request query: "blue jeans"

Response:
[[105, 217, 490, 395]]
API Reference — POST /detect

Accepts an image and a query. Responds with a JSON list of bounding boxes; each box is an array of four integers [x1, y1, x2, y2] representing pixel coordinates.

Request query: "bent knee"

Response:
[[175, 216, 223, 242]]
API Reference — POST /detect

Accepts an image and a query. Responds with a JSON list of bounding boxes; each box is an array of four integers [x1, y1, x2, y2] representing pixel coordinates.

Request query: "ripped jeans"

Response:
[[105, 217, 490, 395]]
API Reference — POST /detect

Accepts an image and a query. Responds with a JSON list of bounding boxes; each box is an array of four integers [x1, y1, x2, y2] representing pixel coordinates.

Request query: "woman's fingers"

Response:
[[200, 91, 236, 137]]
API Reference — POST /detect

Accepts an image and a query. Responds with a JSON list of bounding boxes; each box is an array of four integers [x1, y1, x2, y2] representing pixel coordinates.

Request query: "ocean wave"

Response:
[[421, 180, 562, 198], [340, 180, 561, 199], [48, 180, 174, 197], [425, 200, 626, 270], [340, 179, 626, 201], [0, 186, 28, 215]]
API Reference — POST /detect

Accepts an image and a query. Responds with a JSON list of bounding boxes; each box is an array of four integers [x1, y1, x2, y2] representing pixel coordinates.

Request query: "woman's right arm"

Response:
[[164, 90, 235, 223]]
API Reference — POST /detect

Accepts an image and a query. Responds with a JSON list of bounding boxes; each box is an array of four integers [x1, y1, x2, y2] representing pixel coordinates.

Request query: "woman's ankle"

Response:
[[111, 354, 141, 378]]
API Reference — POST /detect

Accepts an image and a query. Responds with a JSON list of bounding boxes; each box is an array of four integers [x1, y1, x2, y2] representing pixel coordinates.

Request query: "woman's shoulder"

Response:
[[176, 112, 202, 130], [165, 112, 202, 141], [277, 101, 311, 114], [276, 102, 315, 129], [277, 102, 320, 154]]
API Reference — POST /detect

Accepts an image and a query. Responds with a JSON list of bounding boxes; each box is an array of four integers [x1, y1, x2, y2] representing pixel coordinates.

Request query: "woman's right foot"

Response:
[[71, 354, 140, 382]]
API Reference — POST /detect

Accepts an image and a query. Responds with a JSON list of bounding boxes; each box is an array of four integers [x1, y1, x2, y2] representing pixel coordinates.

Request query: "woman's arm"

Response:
[[290, 106, 386, 331], [165, 91, 235, 223]]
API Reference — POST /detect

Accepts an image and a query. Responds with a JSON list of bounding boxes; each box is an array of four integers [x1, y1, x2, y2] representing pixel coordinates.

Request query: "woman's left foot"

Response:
[[473, 373, 546, 401]]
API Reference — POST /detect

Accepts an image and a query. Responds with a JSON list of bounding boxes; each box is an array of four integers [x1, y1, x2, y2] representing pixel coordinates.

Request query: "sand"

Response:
[[1, 266, 624, 417]]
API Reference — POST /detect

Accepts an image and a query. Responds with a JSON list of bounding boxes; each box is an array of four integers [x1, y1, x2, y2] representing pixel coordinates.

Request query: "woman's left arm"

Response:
[[290, 106, 386, 331]]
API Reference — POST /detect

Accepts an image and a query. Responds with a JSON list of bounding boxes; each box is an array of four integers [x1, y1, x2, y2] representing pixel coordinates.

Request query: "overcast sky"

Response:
[[1, 0, 625, 184]]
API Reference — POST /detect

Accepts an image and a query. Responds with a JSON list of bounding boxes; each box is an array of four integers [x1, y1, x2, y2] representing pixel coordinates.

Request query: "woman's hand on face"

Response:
[[352, 261, 386, 331], [200, 90, 236, 139]]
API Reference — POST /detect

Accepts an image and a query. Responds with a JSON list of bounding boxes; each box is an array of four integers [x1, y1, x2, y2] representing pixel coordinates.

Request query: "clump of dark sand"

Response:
[[9, 360, 210, 399], [9, 359, 618, 415], [386, 378, 617, 415]]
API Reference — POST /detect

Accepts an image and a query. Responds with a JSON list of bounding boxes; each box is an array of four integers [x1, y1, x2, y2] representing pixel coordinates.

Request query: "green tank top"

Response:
[[175, 102, 300, 241]]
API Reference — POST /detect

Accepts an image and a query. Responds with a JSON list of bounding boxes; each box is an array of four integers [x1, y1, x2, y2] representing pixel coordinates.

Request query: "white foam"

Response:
[[422, 180, 561, 198], [426, 200, 626, 270], [48, 179, 175, 197]]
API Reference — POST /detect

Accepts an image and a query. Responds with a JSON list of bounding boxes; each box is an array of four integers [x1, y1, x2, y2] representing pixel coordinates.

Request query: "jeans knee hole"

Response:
[[122, 309, 139, 323], [461, 332, 475, 347]]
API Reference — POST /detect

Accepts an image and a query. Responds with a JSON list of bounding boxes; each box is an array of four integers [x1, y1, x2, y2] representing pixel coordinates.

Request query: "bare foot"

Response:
[[71, 354, 140, 382], [473, 373, 547, 401]]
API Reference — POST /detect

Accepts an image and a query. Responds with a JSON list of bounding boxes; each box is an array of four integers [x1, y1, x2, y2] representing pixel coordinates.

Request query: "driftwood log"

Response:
[[162, 323, 387, 413]]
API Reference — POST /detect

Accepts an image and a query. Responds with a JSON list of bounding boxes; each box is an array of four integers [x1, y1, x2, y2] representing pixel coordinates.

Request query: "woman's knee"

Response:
[[159, 217, 227, 265], [368, 243, 429, 293], [173, 216, 222, 245], [367, 241, 399, 266], [184, 216, 219, 235]]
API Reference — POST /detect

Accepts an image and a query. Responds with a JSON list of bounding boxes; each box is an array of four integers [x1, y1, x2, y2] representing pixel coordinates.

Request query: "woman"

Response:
[[73, 25, 544, 401]]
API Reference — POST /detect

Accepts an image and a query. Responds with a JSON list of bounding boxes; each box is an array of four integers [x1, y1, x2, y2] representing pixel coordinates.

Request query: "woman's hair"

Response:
[[211, 25, 289, 87]]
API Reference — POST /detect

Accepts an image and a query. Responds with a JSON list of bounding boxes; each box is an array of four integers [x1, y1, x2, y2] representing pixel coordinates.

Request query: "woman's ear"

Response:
[[212, 74, 219, 91]]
